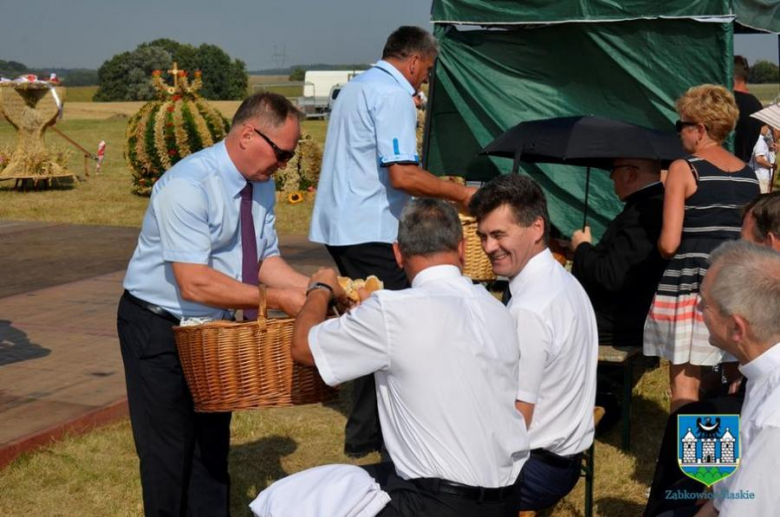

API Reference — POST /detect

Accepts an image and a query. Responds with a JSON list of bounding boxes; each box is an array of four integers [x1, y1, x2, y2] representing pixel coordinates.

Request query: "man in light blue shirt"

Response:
[[118, 93, 310, 516], [309, 26, 476, 458]]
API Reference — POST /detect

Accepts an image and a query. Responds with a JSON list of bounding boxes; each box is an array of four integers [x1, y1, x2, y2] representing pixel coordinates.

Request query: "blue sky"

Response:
[[0, 1, 776, 71]]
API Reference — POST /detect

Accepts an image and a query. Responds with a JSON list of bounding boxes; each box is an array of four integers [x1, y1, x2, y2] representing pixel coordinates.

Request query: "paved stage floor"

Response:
[[0, 220, 334, 467]]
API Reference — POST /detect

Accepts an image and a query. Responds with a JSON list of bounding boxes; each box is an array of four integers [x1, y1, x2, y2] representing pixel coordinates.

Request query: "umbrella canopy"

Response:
[[480, 115, 686, 172], [750, 103, 780, 130]]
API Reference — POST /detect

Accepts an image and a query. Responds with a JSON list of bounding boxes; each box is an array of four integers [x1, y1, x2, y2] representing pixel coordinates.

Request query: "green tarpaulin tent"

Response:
[[423, 0, 778, 237]]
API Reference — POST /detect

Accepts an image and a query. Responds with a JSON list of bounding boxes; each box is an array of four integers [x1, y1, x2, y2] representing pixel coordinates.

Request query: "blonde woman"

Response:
[[644, 84, 760, 412]]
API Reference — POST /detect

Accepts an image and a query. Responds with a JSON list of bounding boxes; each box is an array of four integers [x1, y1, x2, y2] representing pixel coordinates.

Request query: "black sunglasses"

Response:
[[675, 120, 700, 133], [610, 164, 639, 176], [252, 127, 296, 163]]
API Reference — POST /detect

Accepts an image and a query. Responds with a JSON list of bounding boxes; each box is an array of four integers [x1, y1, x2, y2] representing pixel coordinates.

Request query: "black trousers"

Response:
[[326, 243, 410, 455], [117, 293, 232, 517], [362, 462, 518, 517]]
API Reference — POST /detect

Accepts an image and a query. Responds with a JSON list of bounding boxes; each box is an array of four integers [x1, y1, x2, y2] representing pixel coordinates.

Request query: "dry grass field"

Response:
[[751, 83, 779, 104]]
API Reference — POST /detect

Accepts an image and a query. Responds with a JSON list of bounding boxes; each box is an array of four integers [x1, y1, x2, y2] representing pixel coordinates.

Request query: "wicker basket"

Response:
[[174, 287, 337, 412], [459, 214, 497, 282]]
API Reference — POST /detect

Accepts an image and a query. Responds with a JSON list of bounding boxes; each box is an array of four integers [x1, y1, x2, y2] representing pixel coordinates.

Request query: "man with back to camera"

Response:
[[309, 26, 476, 458], [118, 92, 311, 516], [469, 175, 598, 512], [293, 198, 528, 517], [733, 55, 764, 164]]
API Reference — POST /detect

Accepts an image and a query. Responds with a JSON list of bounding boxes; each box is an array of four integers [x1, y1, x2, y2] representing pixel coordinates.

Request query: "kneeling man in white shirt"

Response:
[[292, 198, 529, 517], [470, 175, 598, 512]]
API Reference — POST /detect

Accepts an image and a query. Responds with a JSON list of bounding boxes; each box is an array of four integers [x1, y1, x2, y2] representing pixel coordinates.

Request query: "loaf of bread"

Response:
[[337, 275, 384, 302]]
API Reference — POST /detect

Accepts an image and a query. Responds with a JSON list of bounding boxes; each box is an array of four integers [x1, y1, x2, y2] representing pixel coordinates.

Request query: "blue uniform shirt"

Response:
[[123, 140, 280, 319], [309, 60, 418, 246]]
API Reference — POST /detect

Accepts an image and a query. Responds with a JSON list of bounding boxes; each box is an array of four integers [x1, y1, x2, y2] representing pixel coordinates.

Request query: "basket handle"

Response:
[[257, 285, 268, 331]]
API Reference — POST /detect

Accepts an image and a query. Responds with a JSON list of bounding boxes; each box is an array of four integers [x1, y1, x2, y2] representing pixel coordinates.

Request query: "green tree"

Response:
[[750, 60, 779, 84], [95, 40, 248, 101], [192, 44, 247, 100], [289, 67, 306, 81], [0, 59, 28, 77], [94, 46, 172, 101]]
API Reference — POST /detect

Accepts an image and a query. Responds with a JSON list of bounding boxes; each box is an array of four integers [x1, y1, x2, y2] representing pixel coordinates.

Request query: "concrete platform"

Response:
[[0, 221, 334, 468]]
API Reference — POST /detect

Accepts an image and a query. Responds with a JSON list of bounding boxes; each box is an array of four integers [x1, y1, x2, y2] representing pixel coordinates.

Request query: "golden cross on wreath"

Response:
[[167, 62, 180, 87]]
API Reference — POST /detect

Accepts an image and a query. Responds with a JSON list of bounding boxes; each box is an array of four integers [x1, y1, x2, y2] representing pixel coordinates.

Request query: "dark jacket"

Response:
[[572, 182, 667, 347]]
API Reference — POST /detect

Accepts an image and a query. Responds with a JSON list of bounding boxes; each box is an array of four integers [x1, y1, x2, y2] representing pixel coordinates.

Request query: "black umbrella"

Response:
[[480, 115, 685, 227]]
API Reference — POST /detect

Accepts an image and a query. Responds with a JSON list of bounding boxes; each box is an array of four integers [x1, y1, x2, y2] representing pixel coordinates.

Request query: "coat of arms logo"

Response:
[[677, 414, 740, 487]]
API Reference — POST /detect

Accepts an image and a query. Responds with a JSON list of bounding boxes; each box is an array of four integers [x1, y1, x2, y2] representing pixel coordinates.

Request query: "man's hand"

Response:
[[459, 186, 478, 213], [571, 226, 593, 251], [268, 288, 306, 316], [310, 268, 344, 299]]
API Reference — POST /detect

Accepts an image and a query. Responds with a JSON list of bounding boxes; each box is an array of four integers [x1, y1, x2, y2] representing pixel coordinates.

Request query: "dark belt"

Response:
[[530, 448, 582, 469], [410, 477, 516, 503], [123, 290, 180, 325]]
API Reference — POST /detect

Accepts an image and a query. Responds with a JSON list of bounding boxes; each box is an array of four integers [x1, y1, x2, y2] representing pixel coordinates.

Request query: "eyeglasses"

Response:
[[675, 120, 700, 133], [251, 127, 296, 163], [610, 164, 639, 177]]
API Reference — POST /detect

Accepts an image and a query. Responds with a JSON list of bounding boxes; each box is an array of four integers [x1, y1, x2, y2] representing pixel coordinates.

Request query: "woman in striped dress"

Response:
[[644, 84, 760, 412]]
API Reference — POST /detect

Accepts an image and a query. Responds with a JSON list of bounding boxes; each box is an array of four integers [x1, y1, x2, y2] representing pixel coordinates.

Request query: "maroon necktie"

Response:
[[240, 182, 258, 320]]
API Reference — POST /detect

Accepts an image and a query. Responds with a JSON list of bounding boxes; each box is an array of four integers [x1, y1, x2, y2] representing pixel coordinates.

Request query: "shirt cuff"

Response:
[[516, 388, 538, 404], [379, 153, 420, 166], [162, 249, 210, 264], [308, 325, 340, 387]]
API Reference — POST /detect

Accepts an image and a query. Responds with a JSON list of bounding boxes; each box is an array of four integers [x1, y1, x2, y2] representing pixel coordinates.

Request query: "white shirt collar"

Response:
[[375, 60, 415, 96], [411, 264, 462, 288], [740, 343, 780, 381], [508, 248, 553, 298]]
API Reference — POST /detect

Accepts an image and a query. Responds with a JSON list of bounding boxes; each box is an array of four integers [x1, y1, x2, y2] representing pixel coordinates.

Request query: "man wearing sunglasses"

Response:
[[118, 92, 312, 516], [309, 26, 476, 460], [568, 158, 667, 431], [570, 158, 666, 349]]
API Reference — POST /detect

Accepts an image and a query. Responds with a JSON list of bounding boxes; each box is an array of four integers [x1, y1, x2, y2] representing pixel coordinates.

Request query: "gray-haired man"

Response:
[[293, 199, 528, 517], [694, 241, 780, 517]]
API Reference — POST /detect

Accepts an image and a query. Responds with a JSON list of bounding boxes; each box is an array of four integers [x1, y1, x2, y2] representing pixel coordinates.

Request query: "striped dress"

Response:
[[643, 156, 760, 365]]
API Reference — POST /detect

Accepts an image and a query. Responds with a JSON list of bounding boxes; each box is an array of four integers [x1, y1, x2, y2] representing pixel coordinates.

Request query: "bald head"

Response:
[[609, 158, 662, 201]]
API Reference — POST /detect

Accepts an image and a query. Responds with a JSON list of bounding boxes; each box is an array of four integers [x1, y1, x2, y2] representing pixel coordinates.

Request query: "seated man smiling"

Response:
[[292, 198, 529, 517]]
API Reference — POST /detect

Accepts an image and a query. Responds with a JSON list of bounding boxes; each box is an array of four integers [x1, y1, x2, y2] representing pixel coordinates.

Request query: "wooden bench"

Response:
[[519, 406, 605, 517], [598, 344, 641, 450]]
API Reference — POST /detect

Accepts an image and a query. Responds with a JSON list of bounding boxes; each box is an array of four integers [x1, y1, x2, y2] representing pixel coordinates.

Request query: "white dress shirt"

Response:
[[714, 343, 780, 516], [508, 248, 598, 456], [309, 265, 529, 488]]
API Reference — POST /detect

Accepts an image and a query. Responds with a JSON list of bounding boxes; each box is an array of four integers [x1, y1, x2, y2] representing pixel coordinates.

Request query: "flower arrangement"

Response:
[[125, 66, 230, 196]]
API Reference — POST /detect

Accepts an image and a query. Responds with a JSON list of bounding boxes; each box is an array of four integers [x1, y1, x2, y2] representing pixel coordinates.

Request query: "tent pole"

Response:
[[583, 166, 591, 229]]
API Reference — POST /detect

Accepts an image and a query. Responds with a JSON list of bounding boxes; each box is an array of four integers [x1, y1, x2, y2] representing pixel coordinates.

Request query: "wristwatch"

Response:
[[306, 281, 335, 301]]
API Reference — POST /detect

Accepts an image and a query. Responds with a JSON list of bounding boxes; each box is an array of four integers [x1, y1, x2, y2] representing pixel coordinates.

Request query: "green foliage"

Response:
[[289, 67, 306, 81], [750, 60, 780, 84], [59, 69, 99, 86], [94, 47, 172, 101], [95, 40, 248, 101], [0, 59, 28, 77]]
